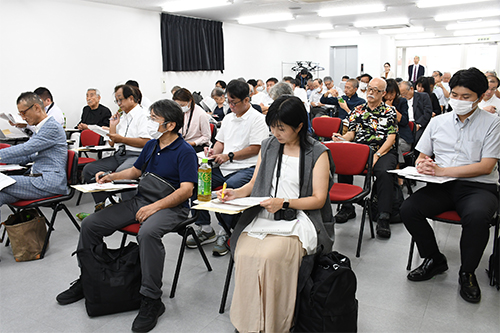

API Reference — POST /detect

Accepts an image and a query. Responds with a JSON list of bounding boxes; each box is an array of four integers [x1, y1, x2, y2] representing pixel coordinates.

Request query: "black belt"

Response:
[[24, 173, 42, 177]]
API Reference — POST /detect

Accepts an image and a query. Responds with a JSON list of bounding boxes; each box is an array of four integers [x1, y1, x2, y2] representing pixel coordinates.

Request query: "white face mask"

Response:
[[181, 105, 190, 113], [151, 130, 167, 140], [359, 82, 368, 90], [449, 98, 478, 115], [256, 86, 264, 92], [315, 87, 321, 93]]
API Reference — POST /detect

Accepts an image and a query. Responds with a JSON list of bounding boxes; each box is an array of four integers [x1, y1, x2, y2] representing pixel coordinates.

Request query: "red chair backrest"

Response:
[[0, 143, 11, 149], [67, 150, 78, 185], [80, 129, 101, 147], [312, 117, 342, 138], [324, 142, 371, 176]]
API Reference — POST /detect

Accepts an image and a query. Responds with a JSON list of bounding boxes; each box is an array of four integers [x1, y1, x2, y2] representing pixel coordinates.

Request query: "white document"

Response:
[[77, 145, 114, 151], [196, 151, 214, 163], [88, 125, 109, 138], [0, 164, 25, 172], [0, 113, 26, 125], [388, 167, 456, 184], [72, 183, 138, 193], [0, 172, 16, 191]]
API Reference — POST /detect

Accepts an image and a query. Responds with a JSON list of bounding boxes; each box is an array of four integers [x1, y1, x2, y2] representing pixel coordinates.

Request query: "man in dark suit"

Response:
[[408, 56, 425, 83], [399, 81, 433, 142]]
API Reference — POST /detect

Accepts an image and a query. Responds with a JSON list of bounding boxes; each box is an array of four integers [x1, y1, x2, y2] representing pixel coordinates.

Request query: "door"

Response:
[[330, 45, 358, 83]]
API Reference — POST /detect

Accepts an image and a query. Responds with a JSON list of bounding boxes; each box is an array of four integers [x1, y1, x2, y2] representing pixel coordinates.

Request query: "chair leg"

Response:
[[366, 197, 375, 239], [61, 204, 81, 232], [76, 191, 83, 206], [489, 220, 499, 289], [189, 226, 212, 272], [219, 255, 234, 314], [40, 208, 60, 259], [170, 229, 189, 299], [356, 199, 370, 258], [407, 238, 415, 271]]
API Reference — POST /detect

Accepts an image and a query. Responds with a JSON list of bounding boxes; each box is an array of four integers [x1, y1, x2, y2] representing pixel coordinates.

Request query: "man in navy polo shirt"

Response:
[[57, 99, 198, 332]]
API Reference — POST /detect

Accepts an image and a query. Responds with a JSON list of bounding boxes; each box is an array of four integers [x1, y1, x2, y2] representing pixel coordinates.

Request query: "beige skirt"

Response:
[[230, 233, 306, 333]]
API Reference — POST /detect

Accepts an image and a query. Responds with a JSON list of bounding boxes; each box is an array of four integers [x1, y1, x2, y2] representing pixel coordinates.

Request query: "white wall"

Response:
[[0, 0, 331, 129]]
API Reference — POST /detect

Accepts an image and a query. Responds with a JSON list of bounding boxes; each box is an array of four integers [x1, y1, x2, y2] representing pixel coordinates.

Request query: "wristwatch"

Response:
[[228, 152, 234, 162], [376, 152, 382, 157], [283, 198, 290, 209]]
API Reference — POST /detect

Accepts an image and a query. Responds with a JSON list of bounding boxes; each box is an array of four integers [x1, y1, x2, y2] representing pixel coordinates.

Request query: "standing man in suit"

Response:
[[399, 81, 433, 142], [0, 92, 68, 220], [408, 56, 425, 83]]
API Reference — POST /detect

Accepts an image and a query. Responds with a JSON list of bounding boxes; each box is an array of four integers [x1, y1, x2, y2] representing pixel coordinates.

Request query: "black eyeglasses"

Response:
[[367, 86, 384, 94], [227, 99, 243, 107], [18, 104, 35, 116]]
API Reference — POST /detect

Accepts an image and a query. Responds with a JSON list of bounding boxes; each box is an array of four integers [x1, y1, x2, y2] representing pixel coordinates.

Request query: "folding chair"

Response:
[[119, 210, 212, 298], [406, 186, 500, 290], [76, 129, 104, 205], [324, 142, 374, 257], [7, 150, 81, 259], [312, 117, 342, 141]]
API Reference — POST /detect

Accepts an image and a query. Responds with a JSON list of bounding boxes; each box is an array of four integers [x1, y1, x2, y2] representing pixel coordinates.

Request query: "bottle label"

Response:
[[198, 170, 211, 196]]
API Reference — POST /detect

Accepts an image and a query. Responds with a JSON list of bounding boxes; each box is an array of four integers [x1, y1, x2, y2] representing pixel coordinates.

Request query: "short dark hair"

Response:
[[293, 79, 301, 87], [384, 79, 402, 106], [33, 87, 53, 102], [125, 80, 139, 88], [226, 79, 249, 101], [247, 79, 258, 87], [17, 92, 44, 109], [416, 77, 432, 94], [342, 75, 350, 80], [115, 84, 142, 104], [215, 80, 226, 89], [149, 99, 183, 132], [433, 71, 443, 77], [282, 76, 294, 83], [266, 77, 278, 84], [266, 95, 311, 150], [449, 67, 489, 97], [172, 88, 195, 113], [360, 74, 372, 81], [384, 62, 391, 67], [347, 78, 358, 89], [211, 87, 225, 98]]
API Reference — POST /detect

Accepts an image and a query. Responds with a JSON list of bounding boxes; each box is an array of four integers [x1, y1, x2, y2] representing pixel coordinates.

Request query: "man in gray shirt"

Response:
[[401, 67, 500, 304]]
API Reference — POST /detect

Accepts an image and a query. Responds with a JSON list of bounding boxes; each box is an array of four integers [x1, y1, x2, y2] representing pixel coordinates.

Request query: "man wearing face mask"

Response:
[[401, 67, 500, 304], [357, 74, 372, 101]]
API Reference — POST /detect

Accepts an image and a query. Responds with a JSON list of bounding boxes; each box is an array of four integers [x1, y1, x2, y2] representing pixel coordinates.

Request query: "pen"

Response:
[[221, 182, 227, 199], [91, 170, 112, 182]]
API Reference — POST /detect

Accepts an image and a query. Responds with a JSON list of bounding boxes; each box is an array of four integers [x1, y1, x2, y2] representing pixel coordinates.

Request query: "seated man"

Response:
[[399, 81, 433, 142], [57, 99, 198, 332], [309, 78, 327, 119], [81, 84, 151, 213], [187, 79, 269, 256], [401, 67, 500, 304], [332, 77, 398, 238], [0, 92, 67, 220], [320, 78, 365, 120], [251, 77, 277, 114], [478, 74, 500, 115]]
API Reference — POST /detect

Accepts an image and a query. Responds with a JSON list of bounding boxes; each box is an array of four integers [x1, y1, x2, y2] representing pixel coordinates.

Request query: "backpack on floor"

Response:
[[78, 242, 142, 317], [293, 249, 358, 333]]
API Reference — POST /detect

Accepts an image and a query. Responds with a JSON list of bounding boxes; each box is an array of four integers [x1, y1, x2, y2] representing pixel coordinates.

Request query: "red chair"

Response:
[[119, 210, 212, 298], [7, 150, 81, 259], [406, 192, 500, 290], [0, 143, 11, 149], [324, 142, 374, 257], [312, 117, 342, 140], [76, 129, 104, 205]]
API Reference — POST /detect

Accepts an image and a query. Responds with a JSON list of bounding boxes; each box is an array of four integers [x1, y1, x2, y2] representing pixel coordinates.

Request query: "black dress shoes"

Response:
[[56, 278, 84, 305], [335, 206, 356, 224], [376, 212, 391, 239], [407, 255, 448, 281], [459, 271, 481, 303]]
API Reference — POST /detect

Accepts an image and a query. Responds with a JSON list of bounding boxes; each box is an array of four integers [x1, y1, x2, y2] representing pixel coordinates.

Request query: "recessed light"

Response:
[[354, 18, 409, 28], [238, 13, 294, 25], [446, 20, 500, 30], [286, 23, 333, 33], [395, 32, 436, 40], [378, 27, 425, 35], [453, 27, 500, 36], [417, 0, 493, 8], [319, 31, 360, 38], [318, 4, 385, 17], [435, 9, 500, 21]]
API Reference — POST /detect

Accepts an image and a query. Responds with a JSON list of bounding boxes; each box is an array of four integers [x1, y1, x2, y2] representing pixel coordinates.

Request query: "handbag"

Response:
[[137, 143, 177, 203], [78, 241, 142, 317], [2, 208, 47, 262]]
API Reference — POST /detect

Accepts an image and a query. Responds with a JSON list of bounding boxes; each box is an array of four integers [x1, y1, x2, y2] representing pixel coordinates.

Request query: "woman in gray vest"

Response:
[[218, 95, 335, 333]]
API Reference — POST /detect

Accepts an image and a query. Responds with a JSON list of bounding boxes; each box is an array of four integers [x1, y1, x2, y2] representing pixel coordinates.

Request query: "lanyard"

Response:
[[182, 109, 195, 137]]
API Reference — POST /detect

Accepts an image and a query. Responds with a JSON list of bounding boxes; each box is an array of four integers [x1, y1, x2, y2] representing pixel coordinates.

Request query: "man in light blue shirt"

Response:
[[401, 67, 500, 304]]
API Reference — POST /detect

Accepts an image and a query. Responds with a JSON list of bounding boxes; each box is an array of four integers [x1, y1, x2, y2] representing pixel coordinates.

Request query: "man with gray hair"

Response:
[[324, 76, 344, 97], [320, 78, 365, 120], [76, 88, 112, 130], [269, 82, 294, 100]]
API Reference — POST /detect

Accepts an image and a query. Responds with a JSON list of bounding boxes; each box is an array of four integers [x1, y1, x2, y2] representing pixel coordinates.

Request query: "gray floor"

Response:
[[0, 183, 499, 333]]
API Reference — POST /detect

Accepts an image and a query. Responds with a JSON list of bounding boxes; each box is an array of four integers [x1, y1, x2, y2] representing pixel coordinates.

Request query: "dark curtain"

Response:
[[161, 13, 224, 72]]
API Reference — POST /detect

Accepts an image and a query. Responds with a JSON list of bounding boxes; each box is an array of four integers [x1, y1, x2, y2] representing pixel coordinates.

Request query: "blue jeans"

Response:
[[195, 166, 255, 230]]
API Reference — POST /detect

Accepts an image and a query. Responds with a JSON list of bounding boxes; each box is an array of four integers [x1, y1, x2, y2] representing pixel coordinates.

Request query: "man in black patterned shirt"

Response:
[[332, 77, 398, 238]]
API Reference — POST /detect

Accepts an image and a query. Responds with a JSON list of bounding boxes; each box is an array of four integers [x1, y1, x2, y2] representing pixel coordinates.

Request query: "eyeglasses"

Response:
[[18, 104, 35, 116], [114, 98, 124, 105], [367, 86, 384, 94], [227, 99, 243, 107]]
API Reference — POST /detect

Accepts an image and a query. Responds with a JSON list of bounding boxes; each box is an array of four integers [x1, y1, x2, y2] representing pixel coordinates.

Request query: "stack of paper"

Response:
[[0, 172, 16, 191], [388, 167, 456, 184], [87, 125, 109, 138], [72, 183, 138, 193], [0, 113, 26, 125], [193, 197, 270, 215]]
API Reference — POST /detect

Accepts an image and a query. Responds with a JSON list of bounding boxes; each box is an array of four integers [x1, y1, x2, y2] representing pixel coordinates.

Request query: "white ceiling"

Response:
[[81, 0, 500, 39]]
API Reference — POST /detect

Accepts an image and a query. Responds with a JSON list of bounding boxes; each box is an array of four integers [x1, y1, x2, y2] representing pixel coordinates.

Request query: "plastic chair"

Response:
[[7, 150, 81, 259], [76, 129, 104, 205], [119, 210, 212, 298], [312, 117, 342, 140], [324, 142, 374, 257]]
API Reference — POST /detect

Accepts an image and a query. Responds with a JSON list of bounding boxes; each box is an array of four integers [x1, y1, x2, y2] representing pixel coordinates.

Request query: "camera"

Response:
[[274, 208, 297, 221]]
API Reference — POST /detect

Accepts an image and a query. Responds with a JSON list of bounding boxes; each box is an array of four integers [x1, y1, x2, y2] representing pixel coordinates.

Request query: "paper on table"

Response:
[[0, 172, 16, 190], [88, 125, 109, 138], [0, 113, 26, 125], [196, 151, 214, 162], [72, 183, 138, 193], [0, 164, 25, 172], [388, 166, 456, 184], [77, 145, 114, 151], [193, 197, 270, 215]]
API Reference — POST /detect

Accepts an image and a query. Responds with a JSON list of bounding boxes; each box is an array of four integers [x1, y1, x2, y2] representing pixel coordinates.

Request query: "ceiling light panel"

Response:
[[453, 27, 500, 36], [318, 4, 385, 17], [378, 27, 424, 34], [286, 23, 333, 33], [395, 32, 436, 40], [446, 20, 500, 30], [354, 18, 409, 28], [435, 9, 500, 21], [238, 13, 294, 25], [417, 0, 493, 8], [319, 31, 360, 38], [163, 0, 232, 13]]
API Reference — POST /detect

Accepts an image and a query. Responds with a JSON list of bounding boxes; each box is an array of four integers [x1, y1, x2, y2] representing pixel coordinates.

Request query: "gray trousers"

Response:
[[82, 151, 141, 203], [77, 196, 189, 299]]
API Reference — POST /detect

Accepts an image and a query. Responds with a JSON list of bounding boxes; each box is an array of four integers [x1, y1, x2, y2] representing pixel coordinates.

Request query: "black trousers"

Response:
[[401, 180, 498, 272], [338, 150, 397, 215]]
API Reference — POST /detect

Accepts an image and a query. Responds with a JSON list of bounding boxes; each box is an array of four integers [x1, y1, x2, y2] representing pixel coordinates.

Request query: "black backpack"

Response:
[[293, 249, 358, 333], [78, 242, 142, 317]]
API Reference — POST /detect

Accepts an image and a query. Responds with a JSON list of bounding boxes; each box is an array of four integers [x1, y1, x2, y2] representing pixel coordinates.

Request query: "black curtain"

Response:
[[161, 13, 224, 72]]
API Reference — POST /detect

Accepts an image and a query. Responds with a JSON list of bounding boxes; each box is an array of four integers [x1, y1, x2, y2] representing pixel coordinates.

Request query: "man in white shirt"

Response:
[[432, 71, 449, 108], [478, 75, 500, 115], [188, 79, 269, 256], [324, 76, 344, 97], [82, 84, 151, 206], [357, 74, 372, 101], [251, 77, 276, 114]]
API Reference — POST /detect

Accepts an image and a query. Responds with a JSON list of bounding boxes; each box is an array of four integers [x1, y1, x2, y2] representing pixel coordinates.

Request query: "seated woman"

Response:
[[210, 87, 230, 122], [383, 79, 412, 164], [57, 99, 198, 332], [173, 88, 211, 153], [416, 77, 441, 116], [219, 95, 335, 333]]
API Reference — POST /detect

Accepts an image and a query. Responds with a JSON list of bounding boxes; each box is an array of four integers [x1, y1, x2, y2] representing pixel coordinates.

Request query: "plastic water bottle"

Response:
[[198, 158, 212, 202]]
